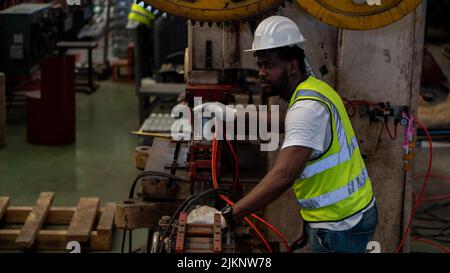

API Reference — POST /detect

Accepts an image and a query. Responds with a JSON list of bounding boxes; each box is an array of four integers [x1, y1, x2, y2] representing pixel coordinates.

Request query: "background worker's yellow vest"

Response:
[[290, 76, 374, 222], [128, 3, 155, 28]]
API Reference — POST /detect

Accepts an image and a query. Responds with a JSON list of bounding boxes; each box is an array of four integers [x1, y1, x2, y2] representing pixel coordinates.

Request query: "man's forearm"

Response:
[[232, 168, 294, 221]]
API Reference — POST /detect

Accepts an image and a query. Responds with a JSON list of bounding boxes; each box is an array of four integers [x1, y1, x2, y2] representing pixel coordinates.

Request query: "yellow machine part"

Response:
[[296, 0, 423, 30], [142, 0, 286, 22]]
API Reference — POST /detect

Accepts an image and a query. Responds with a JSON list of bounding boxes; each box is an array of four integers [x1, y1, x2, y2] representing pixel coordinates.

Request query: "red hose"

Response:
[[412, 236, 450, 253], [212, 122, 292, 252], [225, 140, 239, 192], [214, 134, 295, 252], [212, 136, 272, 253]]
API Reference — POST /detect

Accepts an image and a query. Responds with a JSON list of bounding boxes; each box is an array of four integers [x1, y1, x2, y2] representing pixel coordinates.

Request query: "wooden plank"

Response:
[[96, 202, 115, 236], [0, 230, 19, 249], [4, 206, 74, 225], [67, 197, 99, 243], [3, 206, 108, 225], [0, 196, 10, 221], [15, 192, 55, 248], [0, 229, 67, 250], [0, 229, 107, 251]]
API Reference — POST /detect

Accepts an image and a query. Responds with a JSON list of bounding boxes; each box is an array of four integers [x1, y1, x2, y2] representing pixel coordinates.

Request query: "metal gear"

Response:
[[138, 0, 287, 23], [296, 0, 423, 30]]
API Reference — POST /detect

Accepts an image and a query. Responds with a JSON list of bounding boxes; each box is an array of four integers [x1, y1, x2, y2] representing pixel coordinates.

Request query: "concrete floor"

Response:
[[0, 80, 147, 252], [1, 80, 449, 253], [411, 145, 450, 253]]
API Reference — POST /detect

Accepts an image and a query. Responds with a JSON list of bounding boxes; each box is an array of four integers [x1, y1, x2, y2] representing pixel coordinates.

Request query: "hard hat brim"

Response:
[[244, 41, 305, 53]]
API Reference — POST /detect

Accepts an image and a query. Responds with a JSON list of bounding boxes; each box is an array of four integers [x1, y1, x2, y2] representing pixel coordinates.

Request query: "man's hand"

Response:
[[192, 102, 237, 122], [220, 205, 235, 229]]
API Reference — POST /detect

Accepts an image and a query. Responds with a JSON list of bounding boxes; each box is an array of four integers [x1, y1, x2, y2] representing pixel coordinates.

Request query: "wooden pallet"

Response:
[[0, 192, 116, 251]]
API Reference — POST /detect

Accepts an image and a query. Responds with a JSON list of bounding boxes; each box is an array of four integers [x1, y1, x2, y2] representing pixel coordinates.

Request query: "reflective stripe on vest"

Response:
[[128, 3, 155, 27], [293, 89, 369, 209], [298, 168, 369, 209], [296, 90, 359, 180], [289, 77, 373, 222]]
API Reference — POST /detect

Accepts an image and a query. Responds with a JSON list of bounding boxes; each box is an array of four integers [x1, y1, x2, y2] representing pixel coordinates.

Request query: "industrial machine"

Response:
[[0, 3, 57, 76], [138, 0, 422, 29], [116, 0, 425, 253]]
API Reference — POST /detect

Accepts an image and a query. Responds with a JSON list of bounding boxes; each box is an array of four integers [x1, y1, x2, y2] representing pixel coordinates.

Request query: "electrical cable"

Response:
[[395, 120, 433, 252], [220, 138, 292, 252], [128, 171, 190, 199], [226, 139, 240, 192], [211, 136, 273, 253], [422, 194, 450, 203], [341, 100, 448, 253], [121, 230, 126, 253], [411, 236, 450, 253], [367, 122, 384, 157], [129, 231, 132, 253], [385, 120, 398, 140], [121, 171, 191, 253], [412, 174, 450, 203], [157, 187, 240, 253], [212, 131, 293, 253]]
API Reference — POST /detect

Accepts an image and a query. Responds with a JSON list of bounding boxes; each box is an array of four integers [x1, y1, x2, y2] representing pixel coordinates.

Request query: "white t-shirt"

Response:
[[281, 100, 374, 231]]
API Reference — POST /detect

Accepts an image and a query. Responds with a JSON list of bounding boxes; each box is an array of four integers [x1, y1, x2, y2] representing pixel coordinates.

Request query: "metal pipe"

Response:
[[150, 231, 160, 253]]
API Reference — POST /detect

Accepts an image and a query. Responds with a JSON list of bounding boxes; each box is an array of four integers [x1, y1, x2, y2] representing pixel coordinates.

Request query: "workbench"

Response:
[[137, 82, 185, 124], [56, 41, 99, 94], [115, 137, 266, 238]]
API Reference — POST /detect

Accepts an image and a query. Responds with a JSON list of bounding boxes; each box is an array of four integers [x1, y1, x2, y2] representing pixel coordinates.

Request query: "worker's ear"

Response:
[[289, 59, 299, 76]]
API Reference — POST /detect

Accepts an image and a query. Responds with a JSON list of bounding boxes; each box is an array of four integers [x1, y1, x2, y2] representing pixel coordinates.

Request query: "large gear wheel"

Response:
[[296, 0, 423, 30], [140, 0, 286, 23]]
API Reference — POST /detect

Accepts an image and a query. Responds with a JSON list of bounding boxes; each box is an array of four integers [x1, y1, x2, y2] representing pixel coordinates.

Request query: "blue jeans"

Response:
[[306, 204, 378, 253]]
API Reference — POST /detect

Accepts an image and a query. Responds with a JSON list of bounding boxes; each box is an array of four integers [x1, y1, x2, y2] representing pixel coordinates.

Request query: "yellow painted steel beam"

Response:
[[296, 0, 422, 30], [142, 0, 286, 22]]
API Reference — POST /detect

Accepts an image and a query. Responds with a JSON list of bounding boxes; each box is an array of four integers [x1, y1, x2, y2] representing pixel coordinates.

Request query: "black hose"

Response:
[[128, 171, 190, 199], [122, 171, 190, 253]]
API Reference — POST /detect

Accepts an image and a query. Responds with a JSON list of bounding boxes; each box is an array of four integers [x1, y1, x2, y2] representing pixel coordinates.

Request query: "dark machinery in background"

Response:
[[153, 16, 187, 81], [0, 2, 94, 92], [0, 3, 56, 77], [0, 2, 93, 76]]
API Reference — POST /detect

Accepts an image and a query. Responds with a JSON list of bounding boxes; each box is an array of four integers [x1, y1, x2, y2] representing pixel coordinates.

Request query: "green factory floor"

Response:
[[0, 80, 147, 252], [1, 80, 449, 253]]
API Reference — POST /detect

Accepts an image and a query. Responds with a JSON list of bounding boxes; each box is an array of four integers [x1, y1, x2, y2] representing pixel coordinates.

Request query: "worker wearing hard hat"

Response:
[[223, 16, 378, 253], [127, 2, 156, 29], [126, 1, 157, 79]]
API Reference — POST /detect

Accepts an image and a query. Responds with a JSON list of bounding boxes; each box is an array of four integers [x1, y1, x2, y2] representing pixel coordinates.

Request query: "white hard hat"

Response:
[[245, 16, 306, 52]]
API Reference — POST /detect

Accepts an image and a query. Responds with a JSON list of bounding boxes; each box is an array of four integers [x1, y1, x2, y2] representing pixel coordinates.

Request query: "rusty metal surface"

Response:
[[175, 212, 187, 253], [213, 213, 222, 253], [115, 198, 181, 230], [141, 138, 190, 199]]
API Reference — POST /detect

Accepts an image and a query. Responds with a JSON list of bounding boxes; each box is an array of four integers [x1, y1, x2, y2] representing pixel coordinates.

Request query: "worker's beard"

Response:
[[260, 69, 290, 98]]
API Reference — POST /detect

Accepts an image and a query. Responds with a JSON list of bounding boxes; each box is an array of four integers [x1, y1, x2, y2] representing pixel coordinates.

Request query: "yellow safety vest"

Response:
[[289, 76, 374, 222], [128, 3, 155, 28]]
